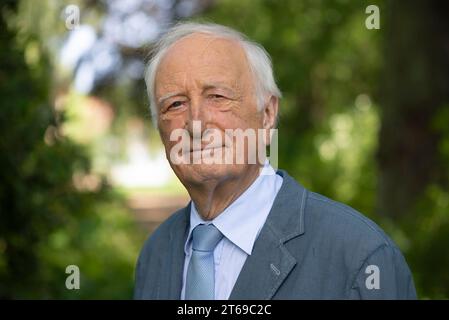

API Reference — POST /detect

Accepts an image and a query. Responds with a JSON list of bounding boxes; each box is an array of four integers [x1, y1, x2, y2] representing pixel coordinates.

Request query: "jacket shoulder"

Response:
[[134, 206, 188, 299], [303, 191, 417, 298], [139, 207, 188, 259], [302, 190, 406, 279], [306, 191, 395, 249]]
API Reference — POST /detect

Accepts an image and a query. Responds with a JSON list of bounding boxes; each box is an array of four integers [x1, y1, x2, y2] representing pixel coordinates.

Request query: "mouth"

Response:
[[187, 145, 225, 153]]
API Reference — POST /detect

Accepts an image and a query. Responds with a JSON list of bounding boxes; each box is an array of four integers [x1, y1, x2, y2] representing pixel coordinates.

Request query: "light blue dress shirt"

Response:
[[180, 165, 283, 300]]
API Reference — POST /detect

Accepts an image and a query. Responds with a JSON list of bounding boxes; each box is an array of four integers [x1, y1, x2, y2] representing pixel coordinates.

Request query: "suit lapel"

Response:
[[229, 170, 307, 299], [228, 221, 297, 299]]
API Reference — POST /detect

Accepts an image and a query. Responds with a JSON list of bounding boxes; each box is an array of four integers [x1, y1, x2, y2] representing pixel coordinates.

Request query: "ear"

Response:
[[261, 96, 279, 148], [262, 95, 279, 130]]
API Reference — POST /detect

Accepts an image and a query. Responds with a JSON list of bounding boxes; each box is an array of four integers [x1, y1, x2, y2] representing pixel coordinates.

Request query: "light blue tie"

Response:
[[185, 224, 223, 300]]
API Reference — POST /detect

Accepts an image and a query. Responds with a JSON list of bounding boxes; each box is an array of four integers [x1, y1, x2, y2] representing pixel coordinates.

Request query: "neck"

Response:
[[187, 165, 261, 220]]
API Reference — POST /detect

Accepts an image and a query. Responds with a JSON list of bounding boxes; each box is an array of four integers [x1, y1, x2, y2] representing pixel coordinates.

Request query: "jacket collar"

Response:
[[229, 169, 307, 299]]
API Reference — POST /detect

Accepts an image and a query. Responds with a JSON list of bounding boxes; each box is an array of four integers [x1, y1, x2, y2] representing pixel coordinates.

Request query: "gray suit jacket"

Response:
[[134, 170, 417, 299]]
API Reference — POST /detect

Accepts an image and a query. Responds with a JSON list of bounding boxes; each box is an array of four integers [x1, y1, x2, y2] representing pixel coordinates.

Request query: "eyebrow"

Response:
[[157, 83, 236, 106], [203, 82, 235, 95], [157, 92, 184, 106]]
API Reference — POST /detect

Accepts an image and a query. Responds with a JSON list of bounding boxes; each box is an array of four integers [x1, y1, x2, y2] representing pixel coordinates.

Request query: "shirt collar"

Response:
[[184, 164, 282, 256]]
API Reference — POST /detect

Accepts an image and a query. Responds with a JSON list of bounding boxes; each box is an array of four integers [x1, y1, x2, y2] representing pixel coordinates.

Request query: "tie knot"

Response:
[[191, 224, 223, 252]]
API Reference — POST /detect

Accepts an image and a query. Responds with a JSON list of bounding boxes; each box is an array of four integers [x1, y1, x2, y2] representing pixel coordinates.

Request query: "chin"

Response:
[[174, 163, 245, 186]]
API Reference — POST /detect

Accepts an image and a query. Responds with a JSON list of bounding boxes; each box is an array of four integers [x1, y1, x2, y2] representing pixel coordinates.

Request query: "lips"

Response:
[[182, 139, 226, 154], [191, 144, 224, 152], [187, 145, 225, 156]]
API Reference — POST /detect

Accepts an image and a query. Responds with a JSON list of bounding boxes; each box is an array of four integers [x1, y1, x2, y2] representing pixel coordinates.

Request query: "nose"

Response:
[[186, 95, 211, 137]]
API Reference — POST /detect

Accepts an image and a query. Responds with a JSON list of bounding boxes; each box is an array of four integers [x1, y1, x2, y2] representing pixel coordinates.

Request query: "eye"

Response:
[[168, 101, 185, 109], [208, 94, 225, 100]]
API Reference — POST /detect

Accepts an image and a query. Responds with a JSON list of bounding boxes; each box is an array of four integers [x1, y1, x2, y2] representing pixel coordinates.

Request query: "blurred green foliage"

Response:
[[0, 1, 144, 299]]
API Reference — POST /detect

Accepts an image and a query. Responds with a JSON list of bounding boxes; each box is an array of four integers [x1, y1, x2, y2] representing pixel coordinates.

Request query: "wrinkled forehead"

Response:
[[155, 33, 251, 86]]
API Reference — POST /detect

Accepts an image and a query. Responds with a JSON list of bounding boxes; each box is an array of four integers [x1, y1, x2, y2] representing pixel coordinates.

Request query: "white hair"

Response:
[[144, 22, 282, 126]]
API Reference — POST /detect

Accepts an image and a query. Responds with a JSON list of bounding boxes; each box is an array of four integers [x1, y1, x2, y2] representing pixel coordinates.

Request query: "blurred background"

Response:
[[1, 0, 448, 299]]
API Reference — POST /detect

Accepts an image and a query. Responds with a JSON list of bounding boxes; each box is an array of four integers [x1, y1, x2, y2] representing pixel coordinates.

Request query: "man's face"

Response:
[[155, 33, 269, 187]]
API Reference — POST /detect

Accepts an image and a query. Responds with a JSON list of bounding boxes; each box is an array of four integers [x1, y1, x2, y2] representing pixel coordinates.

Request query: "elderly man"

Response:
[[134, 22, 416, 300]]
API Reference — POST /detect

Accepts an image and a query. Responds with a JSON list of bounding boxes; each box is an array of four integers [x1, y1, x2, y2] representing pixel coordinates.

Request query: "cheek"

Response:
[[212, 102, 260, 130], [159, 119, 185, 147], [210, 111, 237, 129], [159, 114, 185, 131]]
